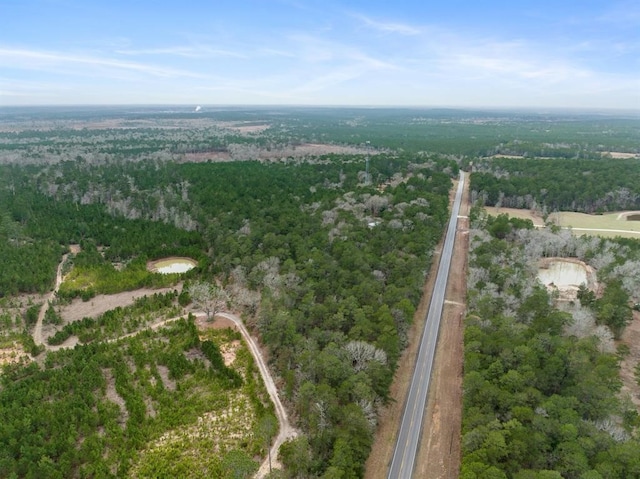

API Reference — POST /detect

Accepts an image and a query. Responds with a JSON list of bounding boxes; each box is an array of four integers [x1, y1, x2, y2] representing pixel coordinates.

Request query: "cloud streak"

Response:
[[0, 47, 203, 78], [1, 2, 637, 108], [115, 46, 247, 59], [354, 14, 422, 36]]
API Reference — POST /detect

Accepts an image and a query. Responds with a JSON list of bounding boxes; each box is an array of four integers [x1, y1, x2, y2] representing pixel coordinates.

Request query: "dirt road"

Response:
[[217, 312, 298, 478], [33, 253, 68, 346]]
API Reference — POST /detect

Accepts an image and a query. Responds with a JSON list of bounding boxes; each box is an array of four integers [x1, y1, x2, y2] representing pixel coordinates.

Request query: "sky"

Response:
[[1, 0, 639, 109]]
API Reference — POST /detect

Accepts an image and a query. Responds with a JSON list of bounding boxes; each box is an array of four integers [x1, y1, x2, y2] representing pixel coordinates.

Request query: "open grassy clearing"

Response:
[[129, 328, 264, 478], [485, 207, 640, 238], [0, 315, 270, 478]]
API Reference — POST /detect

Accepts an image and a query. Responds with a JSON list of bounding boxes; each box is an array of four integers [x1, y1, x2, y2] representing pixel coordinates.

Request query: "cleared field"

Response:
[[485, 207, 640, 238]]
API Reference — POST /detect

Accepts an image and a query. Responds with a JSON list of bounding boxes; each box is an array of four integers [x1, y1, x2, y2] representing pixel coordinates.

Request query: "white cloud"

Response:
[[354, 14, 422, 36], [115, 46, 246, 59], [0, 47, 203, 78], [257, 48, 296, 58]]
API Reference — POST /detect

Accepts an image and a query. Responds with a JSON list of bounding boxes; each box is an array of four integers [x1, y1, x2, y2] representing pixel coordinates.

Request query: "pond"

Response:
[[538, 260, 588, 288], [148, 257, 197, 274]]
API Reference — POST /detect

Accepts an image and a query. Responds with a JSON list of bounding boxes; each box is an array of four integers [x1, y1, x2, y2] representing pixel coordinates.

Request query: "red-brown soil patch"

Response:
[[619, 311, 640, 409]]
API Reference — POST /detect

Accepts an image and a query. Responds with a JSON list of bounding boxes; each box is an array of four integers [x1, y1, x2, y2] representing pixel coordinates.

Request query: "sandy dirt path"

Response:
[[217, 312, 298, 478], [33, 253, 68, 346]]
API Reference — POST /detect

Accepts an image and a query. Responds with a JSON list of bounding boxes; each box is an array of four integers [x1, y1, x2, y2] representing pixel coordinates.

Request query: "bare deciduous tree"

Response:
[[345, 340, 387, 372], [563, 304, 596, 339], [612, 260, 640, 302], [588, 417, 630, 442], [188, 281, 229, 321], [364, 195, 390, 216], [593, 325, 616, 354]]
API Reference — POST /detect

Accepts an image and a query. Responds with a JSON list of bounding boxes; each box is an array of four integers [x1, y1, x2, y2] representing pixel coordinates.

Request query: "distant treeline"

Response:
[[470, 157, 640, 212]]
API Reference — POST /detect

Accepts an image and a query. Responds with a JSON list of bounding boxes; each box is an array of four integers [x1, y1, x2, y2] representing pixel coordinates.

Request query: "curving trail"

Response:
[[117, 311, 298, 477], [616, 211, 640, 220], [217, 312, 298, 478]]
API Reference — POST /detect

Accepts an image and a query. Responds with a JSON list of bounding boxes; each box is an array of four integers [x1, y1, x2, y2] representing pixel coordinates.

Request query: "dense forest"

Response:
[[470, 157, 640, 213], [0, 109, 461, 478], [1, 106, 639, 478], [462, 209, 640, 478], [2, 107, 638, 161]]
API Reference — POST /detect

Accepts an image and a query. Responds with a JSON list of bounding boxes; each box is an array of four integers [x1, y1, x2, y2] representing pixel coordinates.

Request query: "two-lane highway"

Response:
[[388, 171, 465, 479]]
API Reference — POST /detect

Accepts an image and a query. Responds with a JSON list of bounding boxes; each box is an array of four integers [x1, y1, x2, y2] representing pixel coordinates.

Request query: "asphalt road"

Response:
[[388, 171, 465, 479]]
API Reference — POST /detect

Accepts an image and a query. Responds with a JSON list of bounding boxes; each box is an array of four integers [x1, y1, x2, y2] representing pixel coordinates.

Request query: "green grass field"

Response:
[[485, 207, 640, 239]]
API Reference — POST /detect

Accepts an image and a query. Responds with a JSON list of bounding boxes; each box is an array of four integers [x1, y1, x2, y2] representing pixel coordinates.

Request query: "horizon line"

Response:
[[1, 103, 639, 114]]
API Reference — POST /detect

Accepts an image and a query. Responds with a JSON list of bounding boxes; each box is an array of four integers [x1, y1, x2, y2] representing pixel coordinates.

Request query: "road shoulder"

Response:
[[414, 176, 469, 478], [364, 174, 468, 479]]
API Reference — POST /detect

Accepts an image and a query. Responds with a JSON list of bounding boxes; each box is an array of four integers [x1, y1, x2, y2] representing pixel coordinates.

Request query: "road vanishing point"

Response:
[[388, 171, 465, 479]]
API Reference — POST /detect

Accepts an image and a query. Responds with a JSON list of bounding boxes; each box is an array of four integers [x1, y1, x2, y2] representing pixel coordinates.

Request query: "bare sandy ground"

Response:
[[603, 152, 640, 159], [206, 312, 298, 479], [56, 286, 180, 324], [619, 311, 640, 409], [0, 345, 30, 367]]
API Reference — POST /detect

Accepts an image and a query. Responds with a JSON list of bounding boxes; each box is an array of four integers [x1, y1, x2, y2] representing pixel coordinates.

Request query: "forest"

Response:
[[0, 107, 462, 478], [462, 209, 640, 478], [0, 106, 639, 478], [470, 157, 640, 213]]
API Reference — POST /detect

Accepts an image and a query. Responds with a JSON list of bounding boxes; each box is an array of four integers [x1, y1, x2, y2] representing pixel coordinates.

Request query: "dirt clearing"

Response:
[[602, 152, 640, 159], [483, 206, 545, 226], [56, 286, 180, 324]]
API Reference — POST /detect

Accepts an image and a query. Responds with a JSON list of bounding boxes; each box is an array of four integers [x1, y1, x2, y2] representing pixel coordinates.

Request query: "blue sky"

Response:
[[1, 0, 638, 108]]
